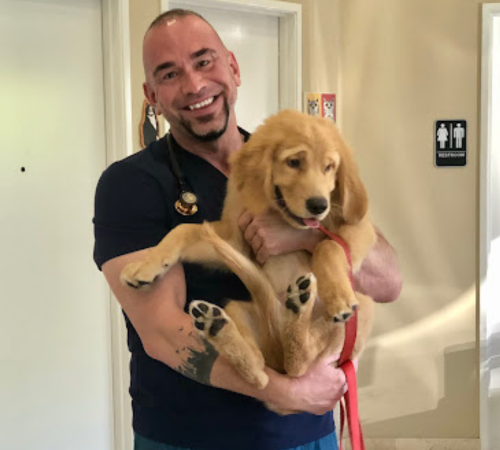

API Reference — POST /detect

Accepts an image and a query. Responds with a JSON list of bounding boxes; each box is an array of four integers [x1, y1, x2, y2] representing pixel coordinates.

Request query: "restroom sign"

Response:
[[435, 120, 467, 167]]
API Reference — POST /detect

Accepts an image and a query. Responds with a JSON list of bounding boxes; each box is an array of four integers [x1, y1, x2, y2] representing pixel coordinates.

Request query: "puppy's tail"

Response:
[[201, 222, 279, 330]]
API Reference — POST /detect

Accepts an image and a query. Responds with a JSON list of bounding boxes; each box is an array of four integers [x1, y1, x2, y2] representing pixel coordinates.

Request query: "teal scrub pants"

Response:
[[134, 431, 338, 450]]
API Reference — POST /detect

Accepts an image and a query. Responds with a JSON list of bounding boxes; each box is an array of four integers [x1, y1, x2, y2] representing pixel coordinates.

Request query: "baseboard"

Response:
[[340, 438, 480, 450]]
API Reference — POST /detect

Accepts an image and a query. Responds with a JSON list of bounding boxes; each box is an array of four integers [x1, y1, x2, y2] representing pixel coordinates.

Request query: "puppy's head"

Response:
[[230, 110, 368, 228]]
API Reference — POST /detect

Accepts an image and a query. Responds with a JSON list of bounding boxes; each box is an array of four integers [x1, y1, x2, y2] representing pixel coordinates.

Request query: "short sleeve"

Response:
[[93, 160, 170, 270]]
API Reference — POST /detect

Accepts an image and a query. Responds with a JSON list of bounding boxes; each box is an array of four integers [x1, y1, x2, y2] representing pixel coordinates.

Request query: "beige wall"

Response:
[[338, 0, 480, 438], [128, 0, 491, 440]]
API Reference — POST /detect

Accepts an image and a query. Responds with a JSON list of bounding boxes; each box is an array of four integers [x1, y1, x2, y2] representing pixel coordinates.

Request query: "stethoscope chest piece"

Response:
[[174, 190, 198, 216]]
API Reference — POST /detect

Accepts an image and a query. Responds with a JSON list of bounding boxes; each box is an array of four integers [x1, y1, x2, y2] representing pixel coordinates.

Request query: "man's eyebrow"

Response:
[[191, 48, 215, 59], [153, 48, 216, 78], [153, 61, 175, 78]]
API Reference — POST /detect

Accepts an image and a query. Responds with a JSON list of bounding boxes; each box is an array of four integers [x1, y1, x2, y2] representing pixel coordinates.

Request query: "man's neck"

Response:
[[171, 117, 243, 176]]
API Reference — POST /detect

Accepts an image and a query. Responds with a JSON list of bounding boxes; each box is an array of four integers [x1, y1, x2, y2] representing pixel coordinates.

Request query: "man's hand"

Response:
[[238, 210, 324, 264], [268, 355, 348, 415]]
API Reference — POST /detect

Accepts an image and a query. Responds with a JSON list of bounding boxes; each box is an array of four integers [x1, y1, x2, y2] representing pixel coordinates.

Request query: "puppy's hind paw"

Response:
[[189, 301, 229, 338], [285, 273, 317, 315]]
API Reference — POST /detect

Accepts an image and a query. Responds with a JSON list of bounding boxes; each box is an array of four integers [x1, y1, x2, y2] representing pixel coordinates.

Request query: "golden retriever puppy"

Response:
[[121, 110, 376, 408]]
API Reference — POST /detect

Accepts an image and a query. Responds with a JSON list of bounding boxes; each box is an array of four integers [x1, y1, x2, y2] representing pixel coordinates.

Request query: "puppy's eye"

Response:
[[325, 164, 334, 173], [287, 159, 301, 169]]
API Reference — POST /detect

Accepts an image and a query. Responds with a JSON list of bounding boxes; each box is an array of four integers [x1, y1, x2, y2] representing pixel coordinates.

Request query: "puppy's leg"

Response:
[[189, 300, 269, 389], [307, 292, 375, 364], [347, 292, 375, 360], [312, 239, 358, 322], [281, 273, 318, 377], [121, 223, 220, 289]]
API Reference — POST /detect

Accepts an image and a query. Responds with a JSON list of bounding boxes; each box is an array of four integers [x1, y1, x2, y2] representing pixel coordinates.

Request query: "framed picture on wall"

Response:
[[139, 100, 160, 148]]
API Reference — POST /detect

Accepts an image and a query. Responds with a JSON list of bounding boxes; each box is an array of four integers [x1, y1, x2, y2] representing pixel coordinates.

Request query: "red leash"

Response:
[[318, 225, 365, 450]]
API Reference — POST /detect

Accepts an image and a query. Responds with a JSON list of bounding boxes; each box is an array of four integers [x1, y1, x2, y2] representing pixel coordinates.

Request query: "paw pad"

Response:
[[285, 273, 316, 315], [189, 301, 228, 337]]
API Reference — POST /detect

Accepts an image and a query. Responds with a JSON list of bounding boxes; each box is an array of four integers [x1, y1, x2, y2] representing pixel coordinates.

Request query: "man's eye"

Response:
[[287, 159, 301, 169], [198, 60, 211, 68], [163, 72, 177, 80]]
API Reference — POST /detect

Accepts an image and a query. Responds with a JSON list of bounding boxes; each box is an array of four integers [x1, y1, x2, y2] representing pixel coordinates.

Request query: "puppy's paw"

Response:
[[326, 293, 359, 323], [189, 301, 229, 338], [285, 273, 317, 315], [120, 258, 170, 289]]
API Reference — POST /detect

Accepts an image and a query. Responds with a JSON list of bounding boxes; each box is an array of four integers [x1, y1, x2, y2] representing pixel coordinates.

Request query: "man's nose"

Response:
[[181, 70, 205, 95]]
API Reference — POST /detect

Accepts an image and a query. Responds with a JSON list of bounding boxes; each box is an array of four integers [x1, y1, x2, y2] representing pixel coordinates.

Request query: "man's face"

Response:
[[142, 16, 241, 142]]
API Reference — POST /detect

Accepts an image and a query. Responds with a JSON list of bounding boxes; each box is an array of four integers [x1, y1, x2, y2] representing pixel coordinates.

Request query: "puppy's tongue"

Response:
[[303, 218, 320, 228]]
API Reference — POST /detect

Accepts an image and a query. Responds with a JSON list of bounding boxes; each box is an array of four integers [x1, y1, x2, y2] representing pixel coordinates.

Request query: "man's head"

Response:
[[142, 9, 241, 143]]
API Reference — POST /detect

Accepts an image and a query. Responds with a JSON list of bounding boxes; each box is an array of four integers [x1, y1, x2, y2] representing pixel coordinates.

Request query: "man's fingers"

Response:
[[324, 354, 341, 366], [244, 222, 257, 243], [237, 210, 253, 232], [251, 234, 263, 253], [256, 248, 269, 265]]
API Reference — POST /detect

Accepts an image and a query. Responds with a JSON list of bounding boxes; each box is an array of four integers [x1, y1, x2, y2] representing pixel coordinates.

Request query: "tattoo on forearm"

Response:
[[176, 337, 219, 385]]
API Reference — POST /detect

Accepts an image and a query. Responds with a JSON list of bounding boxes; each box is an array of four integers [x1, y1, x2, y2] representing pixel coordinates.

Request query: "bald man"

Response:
[[93, 9, 401, 450]]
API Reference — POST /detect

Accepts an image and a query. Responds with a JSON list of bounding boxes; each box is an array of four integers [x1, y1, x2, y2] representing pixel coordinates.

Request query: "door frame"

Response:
[[162, 0, 302, 111], [480, 4, 500, 450], [102, 0, 134, 449], [102, 2, 302, 449]]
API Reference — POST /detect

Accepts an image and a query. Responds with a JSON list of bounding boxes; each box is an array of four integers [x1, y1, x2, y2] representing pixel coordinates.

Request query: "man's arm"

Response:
[[238, 210, 402, 303], [103, 249, 347, 415], [353, 227, 402, 303]]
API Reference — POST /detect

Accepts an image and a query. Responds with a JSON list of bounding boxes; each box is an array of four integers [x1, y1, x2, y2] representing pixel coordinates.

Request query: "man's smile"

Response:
[[188, 96, 215, 110]]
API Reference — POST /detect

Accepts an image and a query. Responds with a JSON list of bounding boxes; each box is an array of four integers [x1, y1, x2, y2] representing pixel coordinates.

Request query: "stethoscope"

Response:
[[166, 133, 199, 216]]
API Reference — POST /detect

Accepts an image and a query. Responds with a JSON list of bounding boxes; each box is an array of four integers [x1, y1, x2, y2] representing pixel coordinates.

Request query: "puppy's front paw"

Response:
[[325, 292, 359, 323], [120, 258, 170, 289]]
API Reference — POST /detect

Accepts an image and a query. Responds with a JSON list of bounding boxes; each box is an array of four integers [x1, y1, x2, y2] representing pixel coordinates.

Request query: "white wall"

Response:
[[0, 1, 113, 448]]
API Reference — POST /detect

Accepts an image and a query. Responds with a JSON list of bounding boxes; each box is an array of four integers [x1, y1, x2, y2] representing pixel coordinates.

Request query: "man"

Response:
[[93, 9, 402, 450]]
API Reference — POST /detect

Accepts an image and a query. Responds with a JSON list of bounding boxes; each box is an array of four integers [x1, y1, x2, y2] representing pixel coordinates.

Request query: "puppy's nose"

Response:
[[306, 197, 328, 215]]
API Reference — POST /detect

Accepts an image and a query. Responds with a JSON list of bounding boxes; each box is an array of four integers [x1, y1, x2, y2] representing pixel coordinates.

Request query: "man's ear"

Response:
[[228, 52, 241, 87], [143, 82, 159, 113]]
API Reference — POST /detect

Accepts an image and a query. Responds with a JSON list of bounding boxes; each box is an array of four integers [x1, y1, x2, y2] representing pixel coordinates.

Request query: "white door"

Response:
[[0, 1, 113, 449], [168, 2, 281, 132]]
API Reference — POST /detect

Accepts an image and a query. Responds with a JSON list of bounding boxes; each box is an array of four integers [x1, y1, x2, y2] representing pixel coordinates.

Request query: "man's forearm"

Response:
[[353, 228, 402, 303], [146, 312, 298, 409]]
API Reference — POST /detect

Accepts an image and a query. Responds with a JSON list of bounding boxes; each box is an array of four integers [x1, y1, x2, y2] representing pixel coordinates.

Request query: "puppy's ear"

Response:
[[230, 139, 272, 214], [332, 144, 369, 224]]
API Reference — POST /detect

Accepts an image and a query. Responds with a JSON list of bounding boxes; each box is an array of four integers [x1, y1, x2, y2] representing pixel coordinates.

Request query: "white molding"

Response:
[[480, 4, 500, 450], [162, 0, 302, 110], [101, 0, 134, 449], [163, 0, 300, 16]]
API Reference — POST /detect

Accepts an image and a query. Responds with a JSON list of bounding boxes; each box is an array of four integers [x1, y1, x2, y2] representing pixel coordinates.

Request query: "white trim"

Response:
[[162, 0, 302, 111], [480, 4, 500, 450], [101, 0, 134, 449], [163, 0, 300, 16]]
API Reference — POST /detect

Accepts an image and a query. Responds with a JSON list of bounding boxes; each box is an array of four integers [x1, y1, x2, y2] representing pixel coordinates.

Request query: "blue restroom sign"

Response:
[[435, 120, 466, 167]]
